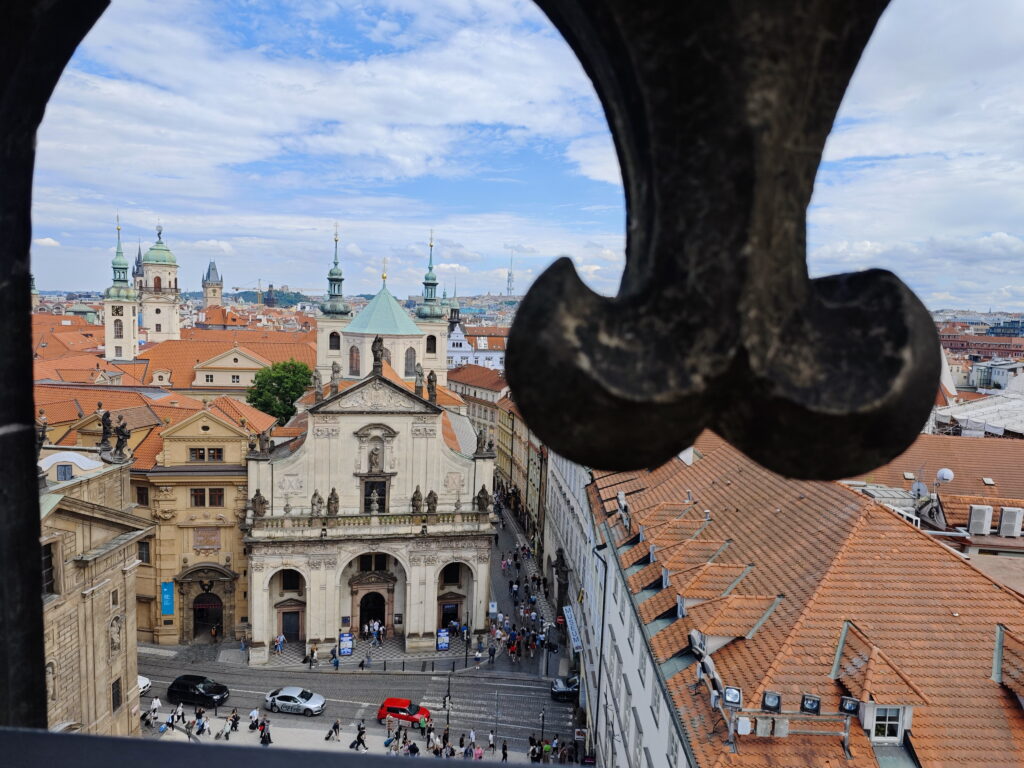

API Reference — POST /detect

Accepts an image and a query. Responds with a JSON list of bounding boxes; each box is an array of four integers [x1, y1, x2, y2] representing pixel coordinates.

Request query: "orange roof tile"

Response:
[[1002, 629, 1024, 700], [137, 338, 316, 387], [441, 411, 461, 453], [448, 364, 509, 391], [209, 396, 277, 434], [834, 623, 929, 706]]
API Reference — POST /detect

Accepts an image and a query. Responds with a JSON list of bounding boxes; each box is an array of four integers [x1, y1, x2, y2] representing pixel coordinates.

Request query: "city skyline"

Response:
[[30, 0, 1024, 310]]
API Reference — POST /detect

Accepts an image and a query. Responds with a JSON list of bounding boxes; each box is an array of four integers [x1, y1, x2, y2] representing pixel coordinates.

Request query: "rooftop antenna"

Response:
[[506, 246, 514, 297]]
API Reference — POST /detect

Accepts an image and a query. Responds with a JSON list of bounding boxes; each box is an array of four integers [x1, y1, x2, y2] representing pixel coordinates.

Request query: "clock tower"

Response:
[[104, 216, 140, 361]]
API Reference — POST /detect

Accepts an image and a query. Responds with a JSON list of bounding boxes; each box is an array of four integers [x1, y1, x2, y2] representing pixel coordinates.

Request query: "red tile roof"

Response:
[[137, 339, 316, 387], [448, 364, 509, 391]]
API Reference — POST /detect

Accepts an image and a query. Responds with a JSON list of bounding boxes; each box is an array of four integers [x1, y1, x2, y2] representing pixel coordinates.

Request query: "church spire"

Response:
[[320, 223, 350, 316], [416, 229, 442, 319]]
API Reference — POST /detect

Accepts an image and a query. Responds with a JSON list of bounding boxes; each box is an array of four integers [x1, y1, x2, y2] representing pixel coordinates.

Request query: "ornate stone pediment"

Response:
[[274, 597, 306, 609], [437, 591, 465, 601], [349, 570, 398, 588], [310, 376, 441, 415]]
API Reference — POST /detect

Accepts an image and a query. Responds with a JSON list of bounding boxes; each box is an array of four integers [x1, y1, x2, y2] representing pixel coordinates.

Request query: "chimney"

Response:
[[968, 504, 993, 535], [999, 507, 1023, 537], [169, 400, 179, 407]]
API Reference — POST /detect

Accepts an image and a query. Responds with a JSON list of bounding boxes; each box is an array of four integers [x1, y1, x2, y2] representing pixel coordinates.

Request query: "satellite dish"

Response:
[[910, 481, 929, 499], [936, 468, 955, 484]]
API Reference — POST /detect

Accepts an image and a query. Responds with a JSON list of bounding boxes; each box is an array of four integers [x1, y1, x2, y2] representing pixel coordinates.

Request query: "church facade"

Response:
[[244, 343, 496, 659]]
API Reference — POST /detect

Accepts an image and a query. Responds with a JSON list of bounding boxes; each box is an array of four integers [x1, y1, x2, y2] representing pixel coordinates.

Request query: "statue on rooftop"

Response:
[[327, 487, 339, 516], [251, 488, 268, 517], [258, 430, 271, 455], [475, 484, 492, 513], [425, 489, 438, 515], [414, 363, 424, 395], [310, 489, 324, 517], [99, 409, 113, 451], [427, 370, 437, 402], [113, 415, 130, 459], [247, 432, 258, 455], [372, 335, 384, 366], [475, 428, 486, 454], [369, 445, 382, 472], [311, 368, 323, 401], [411, 485, 423, 515]]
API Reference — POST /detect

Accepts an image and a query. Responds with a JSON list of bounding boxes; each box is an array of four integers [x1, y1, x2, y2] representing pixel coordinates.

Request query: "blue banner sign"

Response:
[[160, 582, 175, 616], [436, 629, 450, 651], [338, 632, 354, 656]]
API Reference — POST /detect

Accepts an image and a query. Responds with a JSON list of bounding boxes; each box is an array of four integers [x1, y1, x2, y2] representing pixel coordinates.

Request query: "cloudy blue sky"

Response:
[[30, 0, 1024, 309]]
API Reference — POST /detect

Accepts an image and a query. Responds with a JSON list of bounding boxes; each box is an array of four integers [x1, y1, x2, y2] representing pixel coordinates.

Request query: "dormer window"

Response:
[[871, 706, 904, 744]]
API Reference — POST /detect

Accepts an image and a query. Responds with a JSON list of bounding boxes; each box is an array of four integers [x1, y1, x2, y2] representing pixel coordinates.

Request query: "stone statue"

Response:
[[45, 664, 55, 702], [368, 445, 382, 472], [251, 488, 268, 517], [369, 489, 380, 513], [108, 616, 122, 654], [411, 485, 423, 515], [414, 363, 424, 395], [247, 433, 258, 455], [99, 409, 113, 450], [453, 494, 462, 513], [487, 438, 494, 453], [426, 489, 438, 515], [327, 487, 339, 516], [372, 335, 384, 365], [310, 489, 324, 517], [312, 368, 323, 402], [330, 360, 341, 395], [258, 431, 271, 454], [35, 410, 47, 461], [475, 484, 492, 512], [113, 415, 130, 458], [427, 369, 437, 402], [475, 428, 486, 454]]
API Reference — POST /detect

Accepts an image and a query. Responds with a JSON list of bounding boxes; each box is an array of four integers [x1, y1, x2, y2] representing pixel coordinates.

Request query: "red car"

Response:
[[377, 697, 430, 725]]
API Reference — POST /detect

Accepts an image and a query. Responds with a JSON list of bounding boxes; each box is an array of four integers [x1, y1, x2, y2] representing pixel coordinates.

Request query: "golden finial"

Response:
[[334, 221, 339, 243], [382, 257, 388, 284], [116, 211, 121, 232]]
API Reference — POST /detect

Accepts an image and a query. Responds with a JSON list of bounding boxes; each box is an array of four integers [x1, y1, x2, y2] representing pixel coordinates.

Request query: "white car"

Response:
[[264, 686, 325, 716], [138, 675, 152, 697]]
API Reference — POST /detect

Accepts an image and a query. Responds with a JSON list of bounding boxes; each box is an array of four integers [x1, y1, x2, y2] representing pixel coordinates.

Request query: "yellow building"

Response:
[[39, 445, 150, 735]]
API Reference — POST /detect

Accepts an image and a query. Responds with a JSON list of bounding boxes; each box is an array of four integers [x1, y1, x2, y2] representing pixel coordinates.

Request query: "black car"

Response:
[[167, 675, 230, 707], [550, 675, 579, 702]]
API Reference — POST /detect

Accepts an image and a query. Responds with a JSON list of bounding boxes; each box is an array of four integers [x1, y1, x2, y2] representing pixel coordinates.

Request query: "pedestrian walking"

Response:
[[260, 725, 272, 747], [502, 739, 508, 762], [149, 695, 162, 719], [174, 702, 185, 723], [164, 712, 175, 732], [469, 728, 476, 747], [489, 730, 496, 753]]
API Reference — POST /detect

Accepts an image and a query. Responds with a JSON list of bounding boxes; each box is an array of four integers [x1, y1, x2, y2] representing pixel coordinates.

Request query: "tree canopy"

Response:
[[246, 359, 311, 425]]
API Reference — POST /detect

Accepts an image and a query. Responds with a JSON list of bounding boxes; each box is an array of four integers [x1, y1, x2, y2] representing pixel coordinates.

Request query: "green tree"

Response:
[[246, 359, 311, 425]]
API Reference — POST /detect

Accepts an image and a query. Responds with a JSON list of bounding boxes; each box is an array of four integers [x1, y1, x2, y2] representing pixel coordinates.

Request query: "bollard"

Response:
[[432, 661, 435, 672], [402, 661, 406, 671], [383, 660, 387, 672]]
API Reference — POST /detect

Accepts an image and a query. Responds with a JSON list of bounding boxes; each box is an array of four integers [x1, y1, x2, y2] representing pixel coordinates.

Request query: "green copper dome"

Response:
[[105, 284, 138, 300], [143, 226, 176, 264], [347, 283, 422, 335]]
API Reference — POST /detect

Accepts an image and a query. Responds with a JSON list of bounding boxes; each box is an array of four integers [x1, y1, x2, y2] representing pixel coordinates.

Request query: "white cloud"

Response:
[[32, 237, 61, 247], [566, 133, 620, 186], [436, 262, 470, 273]]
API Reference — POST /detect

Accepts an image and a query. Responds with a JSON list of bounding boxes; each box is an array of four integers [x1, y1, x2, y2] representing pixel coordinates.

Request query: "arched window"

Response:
[[404, 347, 416, 376], [113, 318, 123, 339], [349, 345, 360, 376], [153, 276, 161, 291], [329, 331, 341, 350], [426, 335, 437, 354]]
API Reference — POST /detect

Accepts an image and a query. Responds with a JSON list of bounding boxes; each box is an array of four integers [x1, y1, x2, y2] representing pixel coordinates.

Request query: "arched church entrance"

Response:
[[193, 593, 223, 639], [437, 561, 474, 632], [270, 568, 306, 642], [359, 591, 386, 627]]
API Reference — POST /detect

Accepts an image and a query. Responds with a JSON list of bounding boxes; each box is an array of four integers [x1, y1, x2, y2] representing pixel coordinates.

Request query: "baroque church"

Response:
[[243, 231, 496, 660]]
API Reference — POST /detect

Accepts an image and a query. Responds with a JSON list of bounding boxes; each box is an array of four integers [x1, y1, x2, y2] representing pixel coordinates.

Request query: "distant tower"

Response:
[[104, 215, 140, 361], [264, 283, 277, 308], [506, 247, 514, 297], [30, 273, 41, 311], [316, 224, 353, 378], [415, 231, 448, 369], [139, 224, 181, 342], [202, 260, 223, 308]]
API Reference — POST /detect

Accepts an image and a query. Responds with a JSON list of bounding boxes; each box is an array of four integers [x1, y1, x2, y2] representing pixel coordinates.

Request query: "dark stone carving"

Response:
[[251, 489, 268, 517], [425, 490, 438, 515], [475, 428, 486, 454], [414, 363, 424, 397], [312, 368, 323, 402], [99, 408, 112, 452], [310, 489, 324, 517], [327, 487, 339, 516], [112, 415, 130, 460], [330, 360, 340, 396], [258, 431, 271, 455], [505, 0, 939, 480], [475, 484, 491, 513], [246, 432, 258, 456], [372, 335, 384, 375], [368, 445, 382, 472], [411, 485, 423, 515], [427, 370, 437, 404]]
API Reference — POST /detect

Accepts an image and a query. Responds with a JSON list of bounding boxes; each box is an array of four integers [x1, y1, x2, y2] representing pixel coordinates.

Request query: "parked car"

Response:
[[137, 675, 151, 697], [264, 686, 326, 717], [166, 675, 230, 707], [550, 676, 579, 702], [377, 697, 430, 725]]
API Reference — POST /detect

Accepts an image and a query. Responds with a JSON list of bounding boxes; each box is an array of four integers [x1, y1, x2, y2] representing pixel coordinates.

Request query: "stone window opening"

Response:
[[404, 346, 416, 376], [427, 335, 437, 354], [329, 331, 341, 350], [112, 318, 123, 339], [349, 345, 360, 376]]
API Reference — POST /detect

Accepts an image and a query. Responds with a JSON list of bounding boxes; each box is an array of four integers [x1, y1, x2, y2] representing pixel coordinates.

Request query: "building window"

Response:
[[155, 323, 162, 333], [138, 541, 150, 564], [153, 277, 162, 291], [441, 562, 461, 585], [208, 447, 223, 461], [55, 464, 73, 482], [208, 487, 224, 507], [426, 335, 436, 354], [873, 707, 903, 742], [191, 488, 206, 507], [329, 331, 341, 350], [189, 448, 206, 462], [113, 318, 123, 339], [231, 374, 240, 384], [111, 678, 122, 711], [281, 570, 301, 591], [204, 374, 213, 383], [359, 553, 388, 572], [115, 346, 122, 358], [111, 589, 118, 607], [41, 543, 56, 596], [136, 486, 149, 506], [404, 346, 416, 376], [349, 345, 360, 376], [362, 480, 387, 513]]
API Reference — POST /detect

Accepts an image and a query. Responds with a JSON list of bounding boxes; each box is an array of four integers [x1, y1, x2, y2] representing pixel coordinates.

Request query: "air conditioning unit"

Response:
[[968, 505, 994, 535], [999, 507, 1023, 537]]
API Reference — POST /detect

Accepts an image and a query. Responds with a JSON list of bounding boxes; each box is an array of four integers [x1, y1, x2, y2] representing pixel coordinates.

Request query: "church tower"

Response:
[[202, 260, 223, 308], [138, 225, 181, 343], [104, 216, 140, 361], [415, 231, 448, 374], [316, 225, 352, 378]]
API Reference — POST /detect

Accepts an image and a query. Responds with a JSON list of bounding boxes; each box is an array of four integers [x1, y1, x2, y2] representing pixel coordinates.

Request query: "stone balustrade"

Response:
[[248, 509, 490, 538]]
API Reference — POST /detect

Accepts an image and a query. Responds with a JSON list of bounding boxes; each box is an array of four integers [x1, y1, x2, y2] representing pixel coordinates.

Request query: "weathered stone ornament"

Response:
[[508, 0, 940, 480]]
